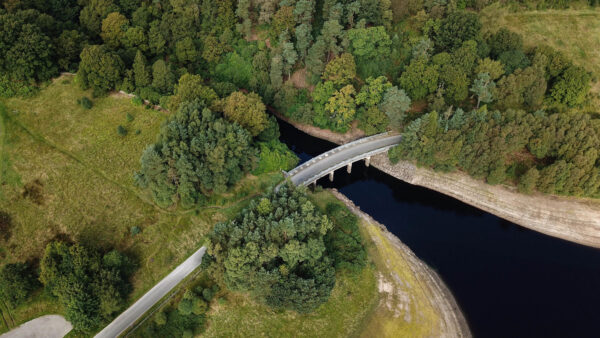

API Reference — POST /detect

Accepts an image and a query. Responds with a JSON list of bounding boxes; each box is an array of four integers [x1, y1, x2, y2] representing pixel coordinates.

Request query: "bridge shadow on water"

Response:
[[277, 117, 600, 338]]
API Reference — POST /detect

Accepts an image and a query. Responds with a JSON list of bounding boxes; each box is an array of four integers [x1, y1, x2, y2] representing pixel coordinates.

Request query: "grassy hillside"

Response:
[[0, 75, 280, 333], [480, 5, 600, 88]]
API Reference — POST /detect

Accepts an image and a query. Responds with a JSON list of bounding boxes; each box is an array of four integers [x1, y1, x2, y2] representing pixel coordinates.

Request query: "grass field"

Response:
[[0, 75, 281, 333], [480, 5, 600, 86]]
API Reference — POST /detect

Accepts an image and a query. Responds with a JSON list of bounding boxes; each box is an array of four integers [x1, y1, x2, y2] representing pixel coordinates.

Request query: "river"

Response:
[[277, 119, 600, 338]]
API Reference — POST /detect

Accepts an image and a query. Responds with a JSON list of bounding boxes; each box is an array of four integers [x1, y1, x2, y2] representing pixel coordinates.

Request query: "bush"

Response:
[[0, 262, 40, 308], [253, 141, 299, 175], [132, 96, 143, 106], [518, 168, 539, 194], [126, 113, 134, 122], [130, 226, 141, 235], [154, 311, 167, 326], [78, 96, 93, 109], [117, 125, 128, 136]]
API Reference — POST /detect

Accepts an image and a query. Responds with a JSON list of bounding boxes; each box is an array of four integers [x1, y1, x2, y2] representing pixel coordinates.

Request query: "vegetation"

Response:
[[0, 262, 39, 308], [39, 241, 135, 332]]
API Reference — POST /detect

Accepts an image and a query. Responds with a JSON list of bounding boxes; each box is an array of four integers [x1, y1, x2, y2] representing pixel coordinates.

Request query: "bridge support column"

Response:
[[346, 162, 352, 174], [329, 171, 334, 182], [365, 156, 371, 167]]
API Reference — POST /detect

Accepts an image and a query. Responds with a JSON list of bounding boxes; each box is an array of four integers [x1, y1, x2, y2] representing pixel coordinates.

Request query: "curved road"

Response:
[[287, 133, 402, 186], [95, 247, 206, 338]]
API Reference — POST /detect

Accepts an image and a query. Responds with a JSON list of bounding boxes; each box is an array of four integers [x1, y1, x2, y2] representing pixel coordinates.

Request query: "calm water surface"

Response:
[[277, 119, 600, 338]]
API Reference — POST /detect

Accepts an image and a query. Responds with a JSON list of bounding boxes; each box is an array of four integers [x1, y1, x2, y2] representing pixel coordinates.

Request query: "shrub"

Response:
[[253, 141, 299, 174], [518, 168, 539, 194], [0, 262, 40, 308], [78, 96, 93, 109], [130, 226, 141, 235], [132, 96, 143, 106], [117, 125, 128, 136], [154, 311, 167, 326], [126, 113, 134, 122]]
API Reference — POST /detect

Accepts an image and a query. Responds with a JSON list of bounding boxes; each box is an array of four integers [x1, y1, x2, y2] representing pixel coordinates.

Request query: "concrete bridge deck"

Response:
[[285, 133, 402, 186]]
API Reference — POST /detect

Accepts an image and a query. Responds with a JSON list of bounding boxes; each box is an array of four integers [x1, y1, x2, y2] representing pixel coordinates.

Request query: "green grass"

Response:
[[0, 75, 280, 333], [480, 5, 600, 88]]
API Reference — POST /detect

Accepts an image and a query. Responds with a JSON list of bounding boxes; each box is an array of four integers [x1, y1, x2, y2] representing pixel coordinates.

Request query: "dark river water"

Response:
[[277, 119, 600, 338]]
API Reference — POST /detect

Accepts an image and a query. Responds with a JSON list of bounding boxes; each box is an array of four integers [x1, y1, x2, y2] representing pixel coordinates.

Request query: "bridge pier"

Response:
[[365, 156, 371, 167], [347, 162, 352, 174], [329, 171, 334, 182]]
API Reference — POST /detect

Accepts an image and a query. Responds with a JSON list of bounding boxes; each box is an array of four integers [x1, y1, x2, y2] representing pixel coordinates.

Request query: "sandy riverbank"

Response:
[[330, 189, 471, 338], [280, 117, 600, 249]]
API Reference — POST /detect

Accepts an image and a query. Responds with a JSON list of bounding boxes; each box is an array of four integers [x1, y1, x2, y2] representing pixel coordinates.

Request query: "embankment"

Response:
[[280, 117, 600, 248]]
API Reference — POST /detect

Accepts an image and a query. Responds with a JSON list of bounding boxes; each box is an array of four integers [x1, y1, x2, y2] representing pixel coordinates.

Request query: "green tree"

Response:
[[380, 86, 411, 128], [470, 72, 495, 108], [347, 26, 392, 59], [79, 0, 119, 37], [321, 18, 344, 60], [0, 263, 39, 308], [270, 6, 294, 42], [295, 23, 312, 61], [487, 28, 523, 58], [100, 12, 128, 48], [175, 37, 198, 64], [495, 66, 546, 110], [356, 76, 392, 107], [498, 50, 530, 74], [55, 30, 86, 72], [475, 58, 504, 80], [322, 53, 356, 86], [434, 11, 481, 51], [133, 50, 151, 88], [78, 45, 124, 95], [359, 106, 388, 135], [222, 91, 269, 136], [518, 167, 539, 194], [325, 85, 357, 130], [399, 58, 439, 100], [151, 59, 175, 94], [282, 40, 298, 77], [207, 184, 336, 313], [549, 66, 591, 107], [135, 101, 254, 207], [235, 0, 252, 38], [270, 54, 284, 89], [169, 74, 218, 112]]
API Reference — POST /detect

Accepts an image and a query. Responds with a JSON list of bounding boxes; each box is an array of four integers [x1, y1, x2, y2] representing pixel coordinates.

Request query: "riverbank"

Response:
[[329, 189, 471, 337], [279, 117, 600, 249]]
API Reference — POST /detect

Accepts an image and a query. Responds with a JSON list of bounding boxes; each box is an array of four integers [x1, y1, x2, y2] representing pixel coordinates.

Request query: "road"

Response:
[[287, 134, 402, 186], [95, 247, 206, 338]]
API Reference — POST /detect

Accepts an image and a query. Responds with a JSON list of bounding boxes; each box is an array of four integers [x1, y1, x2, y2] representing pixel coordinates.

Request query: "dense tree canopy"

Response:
[[0, 262, 39, 308], [135, 101, 255, 207], [207, 184, 336, 313], [40, 241, 134, 332]]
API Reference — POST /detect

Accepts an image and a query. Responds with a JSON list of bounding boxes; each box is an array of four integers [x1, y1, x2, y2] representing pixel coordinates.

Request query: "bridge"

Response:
[[284, 132, 402, 186]]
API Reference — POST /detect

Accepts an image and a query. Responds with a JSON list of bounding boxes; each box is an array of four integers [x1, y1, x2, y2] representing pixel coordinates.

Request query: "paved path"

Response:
[[286, 133, 402, 186], [0, 315, 72, 338], [95, 247, 206, 338]]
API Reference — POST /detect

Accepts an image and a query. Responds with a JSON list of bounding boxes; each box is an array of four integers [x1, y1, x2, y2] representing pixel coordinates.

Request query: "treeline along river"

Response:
[[276, 118, 600, 338]]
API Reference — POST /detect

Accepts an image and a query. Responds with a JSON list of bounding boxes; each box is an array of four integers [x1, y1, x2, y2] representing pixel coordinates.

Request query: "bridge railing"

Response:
[[286, 132, 392, 177]]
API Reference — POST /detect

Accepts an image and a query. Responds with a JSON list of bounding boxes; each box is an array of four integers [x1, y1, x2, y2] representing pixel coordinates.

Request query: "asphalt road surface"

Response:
[[95, 247, 206, 338], [288, 134, 402, 186]]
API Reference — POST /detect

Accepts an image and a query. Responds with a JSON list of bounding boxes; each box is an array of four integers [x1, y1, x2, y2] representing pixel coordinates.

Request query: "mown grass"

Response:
[[0, 75, 281, 333], [480, 5, 600, 86]]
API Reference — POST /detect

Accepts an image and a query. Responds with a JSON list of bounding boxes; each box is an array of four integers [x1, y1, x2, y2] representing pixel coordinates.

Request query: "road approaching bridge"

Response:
[[285, 132, 402, 186], [95, 247, 206, 338]]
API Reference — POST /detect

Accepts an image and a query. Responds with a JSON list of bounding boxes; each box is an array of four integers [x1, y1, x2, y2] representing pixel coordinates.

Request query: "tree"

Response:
[[550, 65, 591, 107], [322, 53, 356, 86], [380, 86, 411, 128], [100, 12, 128, 48], [270, 6, 294, 42], [470, 73, 495, 108], [295, 23, 312, 61], [40, 242, 134, 332], [221, 91, 269, 136], [175, 37, 198, 64], [518, 168, 539, 194], [152, 60, 175, 94], [434, 11, 481, 51], [78, 45, 124, 95], [281, 41, 298, 77], [293, 0, 315, 24], [55, 30, 86, 72], [487, 28, 523, 58], [399, 58, 439, 100], [495, 66, 546, 110], [356, 76, 392, 107], [80, 0, 119, 37], [270, 54, 284, 89], [306, 38, 326, 82], [0, 263, 39, 308], [325, 85, 357, 130], [133, 50, 151, 88], [347, 26, 392, 60], [257, 0, 277, 24], [321, 18, 344, 60], [235, 0, 252, 38], [134, 101, 254, 207], [122, 26, 148, 51], [168, 74, 218, 112], [475, 58, 504, 80], [498, 50, 530, 74], [439, 65, 469, 104], [359, 106, 388, 135], [207, 184, 336, 313]]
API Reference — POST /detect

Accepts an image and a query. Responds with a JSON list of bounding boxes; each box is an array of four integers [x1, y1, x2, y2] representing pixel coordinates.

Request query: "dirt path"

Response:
[[330, 189, 471, 338], [0, 315, 71, 338]]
